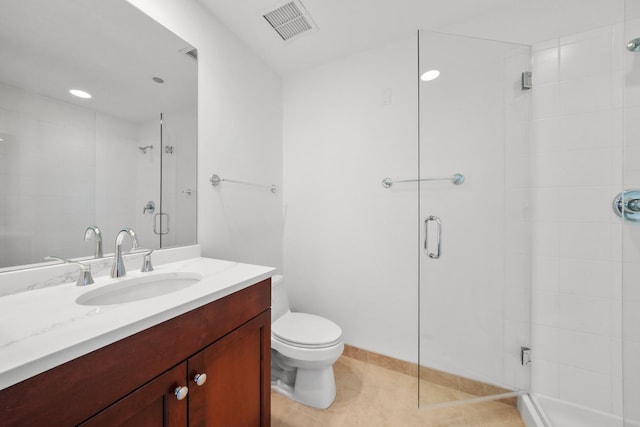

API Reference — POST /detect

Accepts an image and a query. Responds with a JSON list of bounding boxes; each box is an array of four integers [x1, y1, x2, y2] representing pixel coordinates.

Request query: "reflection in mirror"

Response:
[[0, 0, 197, 271]]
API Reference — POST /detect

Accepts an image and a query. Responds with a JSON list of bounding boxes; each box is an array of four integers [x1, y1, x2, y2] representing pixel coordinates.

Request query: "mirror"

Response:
[[0, 0, 197, 271]]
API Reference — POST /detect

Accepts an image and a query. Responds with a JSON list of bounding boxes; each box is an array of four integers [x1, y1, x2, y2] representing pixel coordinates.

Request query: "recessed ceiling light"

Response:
[[69, 89, 92, 99], [420, 70, 441, 82]]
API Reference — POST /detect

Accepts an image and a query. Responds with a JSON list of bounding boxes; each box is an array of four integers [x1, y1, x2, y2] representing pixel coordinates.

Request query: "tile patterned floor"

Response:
[[271, 355, 525, 427]]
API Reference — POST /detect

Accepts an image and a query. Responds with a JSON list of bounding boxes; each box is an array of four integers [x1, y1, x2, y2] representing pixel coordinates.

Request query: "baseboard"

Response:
[[343, 344, 517, 406]]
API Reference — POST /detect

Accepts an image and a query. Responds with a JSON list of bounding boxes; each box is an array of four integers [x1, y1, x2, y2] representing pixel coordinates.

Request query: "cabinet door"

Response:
[[188, 310, 271, 427], [79, 363, 188, 427]]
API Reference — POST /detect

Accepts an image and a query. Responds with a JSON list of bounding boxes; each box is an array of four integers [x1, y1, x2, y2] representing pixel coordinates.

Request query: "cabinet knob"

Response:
[[174, 386, 189, 400], [194, 373, 207, 386]]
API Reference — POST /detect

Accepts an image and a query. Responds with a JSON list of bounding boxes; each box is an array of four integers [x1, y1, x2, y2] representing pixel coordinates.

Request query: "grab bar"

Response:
[[424, 216, 442, 259], [209, 173, 277, 194], [382, 173, 464, 188]]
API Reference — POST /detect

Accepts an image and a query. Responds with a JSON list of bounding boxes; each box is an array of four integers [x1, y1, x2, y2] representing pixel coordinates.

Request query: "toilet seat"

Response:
[[272, 312, 342, 349]]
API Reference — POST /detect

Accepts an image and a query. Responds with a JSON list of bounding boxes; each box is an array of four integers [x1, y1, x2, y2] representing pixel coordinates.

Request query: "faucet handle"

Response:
[[75, 265, 95, 287], [44, 256, 95, 286], [140, 249, 154, 273]]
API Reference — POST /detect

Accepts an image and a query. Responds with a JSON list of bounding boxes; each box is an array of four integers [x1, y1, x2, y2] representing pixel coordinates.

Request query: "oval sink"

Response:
[[76, 272, 202, 306]]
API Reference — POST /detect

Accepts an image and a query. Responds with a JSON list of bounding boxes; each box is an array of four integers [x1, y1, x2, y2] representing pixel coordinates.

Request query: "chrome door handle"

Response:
[[424, 216, 442, 259], [153, 213, 170, 235]]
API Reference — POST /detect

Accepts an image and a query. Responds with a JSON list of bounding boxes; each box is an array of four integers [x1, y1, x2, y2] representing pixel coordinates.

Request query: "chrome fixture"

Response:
[[521, 347, 532, 367], [628, 38, 640, 52], [143, 200, 156, 214], [424, 216, 442, 259], [138, 145, 153, 153], [111, 227, 140, 278], [44, 256, 94, 286], [521, 71, 532, 90], [612, 189, 640, 222], [382, 173, 465, 188], [140, 249, 154, 273], [209, 173, 277, 194], [84, 225, 103, 258], [154, 213, 170, 235]]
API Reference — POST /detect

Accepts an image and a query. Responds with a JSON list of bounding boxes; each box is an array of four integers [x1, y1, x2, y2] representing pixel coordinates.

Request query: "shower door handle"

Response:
[[154, 213, 170, 235], [424, 216, 442, 259]]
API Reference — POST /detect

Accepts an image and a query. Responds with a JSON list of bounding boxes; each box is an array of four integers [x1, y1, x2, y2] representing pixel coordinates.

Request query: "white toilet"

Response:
[[270, 275, 344, 409]]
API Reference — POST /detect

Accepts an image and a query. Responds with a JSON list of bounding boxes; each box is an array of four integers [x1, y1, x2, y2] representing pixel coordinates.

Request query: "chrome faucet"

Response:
[[84, 225, 103, 258], [110, 227, 139, 278]]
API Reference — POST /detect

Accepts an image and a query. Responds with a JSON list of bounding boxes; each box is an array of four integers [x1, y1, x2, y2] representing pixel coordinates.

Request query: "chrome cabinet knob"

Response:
[[174, 386, 188, 400], [193, 373, 207, 386]]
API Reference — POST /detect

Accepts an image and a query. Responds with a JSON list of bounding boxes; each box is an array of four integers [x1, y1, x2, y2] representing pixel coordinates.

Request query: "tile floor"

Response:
[[271, 355, 525, 427]]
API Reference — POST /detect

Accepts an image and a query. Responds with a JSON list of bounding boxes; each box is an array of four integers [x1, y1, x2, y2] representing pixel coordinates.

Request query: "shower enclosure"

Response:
[[417, 31, 532, 408], [418, 4, 640, 424], [153, 111, 197, 249]]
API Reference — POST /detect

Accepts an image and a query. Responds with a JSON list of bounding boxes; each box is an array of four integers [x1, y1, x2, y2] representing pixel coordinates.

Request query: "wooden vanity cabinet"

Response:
[[0, 279, 271, 427], [79, 363, 188, 427]]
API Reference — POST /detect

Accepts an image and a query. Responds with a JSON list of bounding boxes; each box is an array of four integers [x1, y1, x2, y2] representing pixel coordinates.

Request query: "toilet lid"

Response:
[[272, 312, 343, 348]]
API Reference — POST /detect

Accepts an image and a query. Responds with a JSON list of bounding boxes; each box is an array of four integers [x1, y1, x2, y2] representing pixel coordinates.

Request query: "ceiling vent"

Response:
[[262, 0, 317, 42]]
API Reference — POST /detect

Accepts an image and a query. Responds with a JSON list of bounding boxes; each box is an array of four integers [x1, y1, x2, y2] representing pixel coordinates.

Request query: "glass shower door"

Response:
[[159, 110, 197, 248], [418, 31, 532, 407]]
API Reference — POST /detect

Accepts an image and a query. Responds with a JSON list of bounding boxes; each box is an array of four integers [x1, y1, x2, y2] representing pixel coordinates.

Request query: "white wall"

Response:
[[282, 32, 531, 391], [95, 114, 139, 252], [129, 0, 283, 270], [529, 25, 624, 418], [282, 37, 419, 363], [0, 82, 95, 266]]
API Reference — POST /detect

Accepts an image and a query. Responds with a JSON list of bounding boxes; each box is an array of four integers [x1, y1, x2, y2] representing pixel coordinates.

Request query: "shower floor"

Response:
[[271, 354, 525, 427]]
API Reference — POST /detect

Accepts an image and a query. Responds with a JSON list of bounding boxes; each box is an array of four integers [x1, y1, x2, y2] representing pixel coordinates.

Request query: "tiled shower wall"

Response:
[[530, 25, 624, 416]]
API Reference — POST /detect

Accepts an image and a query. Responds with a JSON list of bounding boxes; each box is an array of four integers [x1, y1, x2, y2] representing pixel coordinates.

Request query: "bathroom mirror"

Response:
[[0, 0, 197, 271]]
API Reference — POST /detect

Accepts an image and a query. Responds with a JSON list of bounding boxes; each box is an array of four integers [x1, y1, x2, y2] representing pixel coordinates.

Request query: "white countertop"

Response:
[[0, 256, 274, 391]]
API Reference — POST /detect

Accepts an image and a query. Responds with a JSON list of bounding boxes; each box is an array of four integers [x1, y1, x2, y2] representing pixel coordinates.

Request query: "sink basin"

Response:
[[76, 272, 202, 306]]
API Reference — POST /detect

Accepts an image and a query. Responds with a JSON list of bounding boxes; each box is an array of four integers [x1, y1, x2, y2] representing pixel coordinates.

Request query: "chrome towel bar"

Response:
[[209, 173, 277, 194], [381, 173, 465, 188]]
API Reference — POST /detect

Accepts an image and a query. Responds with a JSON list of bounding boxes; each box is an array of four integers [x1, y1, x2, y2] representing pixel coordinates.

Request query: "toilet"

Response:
[[270, 275, 344, 409]]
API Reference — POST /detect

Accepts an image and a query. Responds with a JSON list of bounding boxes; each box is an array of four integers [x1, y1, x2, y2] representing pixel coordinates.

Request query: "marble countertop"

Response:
[[0, 256, 274, 391]]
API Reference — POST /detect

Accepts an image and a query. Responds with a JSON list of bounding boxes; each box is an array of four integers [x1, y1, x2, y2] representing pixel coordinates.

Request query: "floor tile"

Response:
[[271, 356, 525, 427]]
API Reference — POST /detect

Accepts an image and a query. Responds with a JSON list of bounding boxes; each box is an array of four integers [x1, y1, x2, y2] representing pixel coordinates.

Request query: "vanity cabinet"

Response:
[[0, 279, 271, 427]]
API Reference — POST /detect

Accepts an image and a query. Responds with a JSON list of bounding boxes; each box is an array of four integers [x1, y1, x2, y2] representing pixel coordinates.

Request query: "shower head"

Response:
[[138, 145, 153, 154], [628, 38, 640, 52]]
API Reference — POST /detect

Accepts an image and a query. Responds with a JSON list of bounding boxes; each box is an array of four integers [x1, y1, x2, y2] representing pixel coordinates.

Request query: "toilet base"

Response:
[[271, 363, 337, 409]]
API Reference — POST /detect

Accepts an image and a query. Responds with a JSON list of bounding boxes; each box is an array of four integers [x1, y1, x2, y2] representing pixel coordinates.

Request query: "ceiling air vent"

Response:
[[262, 0, 316, 41]]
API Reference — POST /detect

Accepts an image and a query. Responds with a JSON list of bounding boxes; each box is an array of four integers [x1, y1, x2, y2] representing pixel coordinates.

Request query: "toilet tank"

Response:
[[271, 275, 290, 322]]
